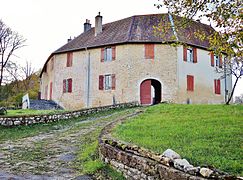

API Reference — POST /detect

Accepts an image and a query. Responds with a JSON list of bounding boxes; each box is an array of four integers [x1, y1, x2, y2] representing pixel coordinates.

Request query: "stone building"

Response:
[[40, 13, 232, 110]]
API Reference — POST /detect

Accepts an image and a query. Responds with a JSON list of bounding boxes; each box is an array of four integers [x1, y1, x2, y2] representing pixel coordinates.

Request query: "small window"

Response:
[[63, 78, 72, 93], [214, 55, 219, 67], [104, 47, 112, 62], [187, 75, 194, 91], [187, 48, 193, 62], [104, 75, 112, 90], [214, 79, 221, 94], [145, 44, 154, 59]]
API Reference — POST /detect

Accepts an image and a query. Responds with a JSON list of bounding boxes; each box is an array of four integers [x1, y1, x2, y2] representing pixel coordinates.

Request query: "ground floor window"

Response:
[[214, 79, 221, 94], [63, 78, 72, 93], [99, 74, 116, 90]]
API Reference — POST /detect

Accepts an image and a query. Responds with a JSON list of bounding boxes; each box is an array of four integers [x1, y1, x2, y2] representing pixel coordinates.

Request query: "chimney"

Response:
[[95, 12, 102, 36], [84, 19, 91, 32], [67, 36, 72, 43]]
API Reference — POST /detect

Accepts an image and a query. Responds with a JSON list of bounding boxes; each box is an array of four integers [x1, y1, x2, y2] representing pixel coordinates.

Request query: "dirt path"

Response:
[[0, 108, 140, 180]]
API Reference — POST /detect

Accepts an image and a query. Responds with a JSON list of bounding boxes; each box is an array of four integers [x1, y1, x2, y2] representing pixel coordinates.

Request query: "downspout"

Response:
[[86, 48, 91, 107], [224, 57, 227, 103]]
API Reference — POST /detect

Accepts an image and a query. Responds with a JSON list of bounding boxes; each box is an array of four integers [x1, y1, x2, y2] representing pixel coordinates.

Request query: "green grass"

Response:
[[4, 109, 64, 116], [113, 104, 243, 176]]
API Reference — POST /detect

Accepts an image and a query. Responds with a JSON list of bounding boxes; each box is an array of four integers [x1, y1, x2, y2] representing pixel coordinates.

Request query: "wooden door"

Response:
[[140, 80, 151, 105]]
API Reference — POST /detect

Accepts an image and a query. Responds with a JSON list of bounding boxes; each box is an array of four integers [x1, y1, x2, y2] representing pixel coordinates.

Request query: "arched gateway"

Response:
[[140, 79, 161, 105]]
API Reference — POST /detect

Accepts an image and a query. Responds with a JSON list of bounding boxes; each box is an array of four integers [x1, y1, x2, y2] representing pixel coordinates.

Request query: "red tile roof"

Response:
[[40, 13, 214, 77]]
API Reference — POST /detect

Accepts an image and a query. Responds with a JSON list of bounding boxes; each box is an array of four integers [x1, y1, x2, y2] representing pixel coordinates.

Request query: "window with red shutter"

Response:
[[101, 48, 105, 62], [219, 55, 223, 68], [187, 75, 194, 91], [68, 78, 72, 93], [193, 48, 197, 63], [145, 44, 154, 59], [214, 79, 221, 94], [211, 52, 214, 67], [112, 74, 116, 90], [112, 46, 116, 61], [183, 46, 187, 62], [99, 75, 104, 90], [67, 52, 73, 67]]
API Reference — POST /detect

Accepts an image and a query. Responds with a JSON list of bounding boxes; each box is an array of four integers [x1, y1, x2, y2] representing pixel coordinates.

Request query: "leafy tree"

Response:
[[155, 0, 242, 104], [0, 19, 26, 87]]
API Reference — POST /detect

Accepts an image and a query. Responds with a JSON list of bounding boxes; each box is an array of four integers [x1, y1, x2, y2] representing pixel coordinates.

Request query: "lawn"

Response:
[[3, 109, 64, 116], [113, 104, 243, 176]]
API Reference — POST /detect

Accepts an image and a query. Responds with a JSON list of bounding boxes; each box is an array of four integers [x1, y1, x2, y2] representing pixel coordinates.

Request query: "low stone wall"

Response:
[[0, 102, 139, 127], [99, 118, 238, 180]]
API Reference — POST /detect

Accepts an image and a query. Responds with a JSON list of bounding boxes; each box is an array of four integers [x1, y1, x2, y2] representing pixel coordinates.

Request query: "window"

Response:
[[63, 78, 72, 93], [214, 79, 221, 94], [183, 46, 197, 63], [187, 75, 194, 91], [211, 52, 222, 68], [99, 74, 116, 90], [101, 46, 116, 62], [105, 75, 112, 90], [145, 44, 154, 59], [67, 52, 73, 67]]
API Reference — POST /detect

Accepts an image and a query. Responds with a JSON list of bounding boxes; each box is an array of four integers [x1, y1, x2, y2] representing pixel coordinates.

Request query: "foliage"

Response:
[[154, 0, 242, 104], [113, 104, 243, 176]]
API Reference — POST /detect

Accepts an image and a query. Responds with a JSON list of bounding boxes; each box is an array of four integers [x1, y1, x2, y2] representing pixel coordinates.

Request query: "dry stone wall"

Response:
[[99, 117, 239, 180], [0, 102, 139, 127]]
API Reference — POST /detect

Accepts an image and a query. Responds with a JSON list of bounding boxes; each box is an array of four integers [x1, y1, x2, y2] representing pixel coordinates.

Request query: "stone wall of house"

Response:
[[0, 102, 138, 127], [99, 117, 238, 180]]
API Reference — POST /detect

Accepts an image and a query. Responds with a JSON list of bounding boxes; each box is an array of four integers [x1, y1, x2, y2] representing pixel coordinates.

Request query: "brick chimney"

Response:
[[67, 36, 72, 42], [95, 12, 102, 36], [84, 19, 91, 32]]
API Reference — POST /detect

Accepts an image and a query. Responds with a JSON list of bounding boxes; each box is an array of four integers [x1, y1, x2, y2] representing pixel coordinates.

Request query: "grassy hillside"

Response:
[[113, 104, 243, 176]]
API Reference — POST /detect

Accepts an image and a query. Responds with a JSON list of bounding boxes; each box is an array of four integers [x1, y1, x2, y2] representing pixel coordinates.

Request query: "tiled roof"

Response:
[[40, 13, 214, 77], [55, 13, 213, 53]]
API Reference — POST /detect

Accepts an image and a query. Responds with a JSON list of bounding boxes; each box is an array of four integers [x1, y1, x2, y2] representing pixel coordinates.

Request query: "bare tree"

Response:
[[0, 19, 26, 87]]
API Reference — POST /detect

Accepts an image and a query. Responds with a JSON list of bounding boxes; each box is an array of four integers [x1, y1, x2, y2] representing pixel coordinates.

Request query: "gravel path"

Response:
[[0, 109, 139, 180]]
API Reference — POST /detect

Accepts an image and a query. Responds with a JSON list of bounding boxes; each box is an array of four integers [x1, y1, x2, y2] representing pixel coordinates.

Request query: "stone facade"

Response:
[[0, 102, 138, 127]]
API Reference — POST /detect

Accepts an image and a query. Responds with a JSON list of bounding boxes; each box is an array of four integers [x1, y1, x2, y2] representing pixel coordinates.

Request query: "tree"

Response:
[[155, 0, 242, 104], [0, 19, 26, 87]]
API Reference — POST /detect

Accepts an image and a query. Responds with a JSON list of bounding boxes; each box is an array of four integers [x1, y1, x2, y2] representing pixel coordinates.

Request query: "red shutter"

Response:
[[145, 44, 154, 59], [112, 46, 116, 61], [63, 79, 66, 93], [67, 52, 73, 67], [211, 52, 214, 67], [68, 78, 72, 93], [193, 48, 197, 63], [183, 46, 187, 62], [99, 75, 104, 90], [50, 82, 53, 100], [214, 79, 217, 94], [112, 74, 116, 90], [187, 75, 194, 91], [101, 48, 105, 62], [219, 55, 222, 68], [217, 79, 221, 94]]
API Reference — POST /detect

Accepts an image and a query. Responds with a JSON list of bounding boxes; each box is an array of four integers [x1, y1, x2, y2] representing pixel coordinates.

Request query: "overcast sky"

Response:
[[1, 0, 242, 96]]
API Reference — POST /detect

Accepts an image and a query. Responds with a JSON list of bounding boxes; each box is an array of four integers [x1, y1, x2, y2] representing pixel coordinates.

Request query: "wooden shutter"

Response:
[[187, 75, 194, 91], [211, 52, 214, 67], [145, 44, 154, 59], [67, 52, 72, 67], [68, 78, 72, 93], [99, 75, 104, 90], [63, 79, 66, 93], [219, 55, 223, 68], [50, 82, 53, 100], [183, 46, 187, 62], [193, 48, 197, 63], [111, 74, 116, 90], [112, 46, 116, 61], [101, 48, 105, 62], [217, 79, 221, 94]]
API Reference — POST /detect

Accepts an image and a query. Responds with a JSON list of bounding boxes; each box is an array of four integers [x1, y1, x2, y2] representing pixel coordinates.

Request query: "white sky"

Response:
[[1, 0, 242, 97]]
